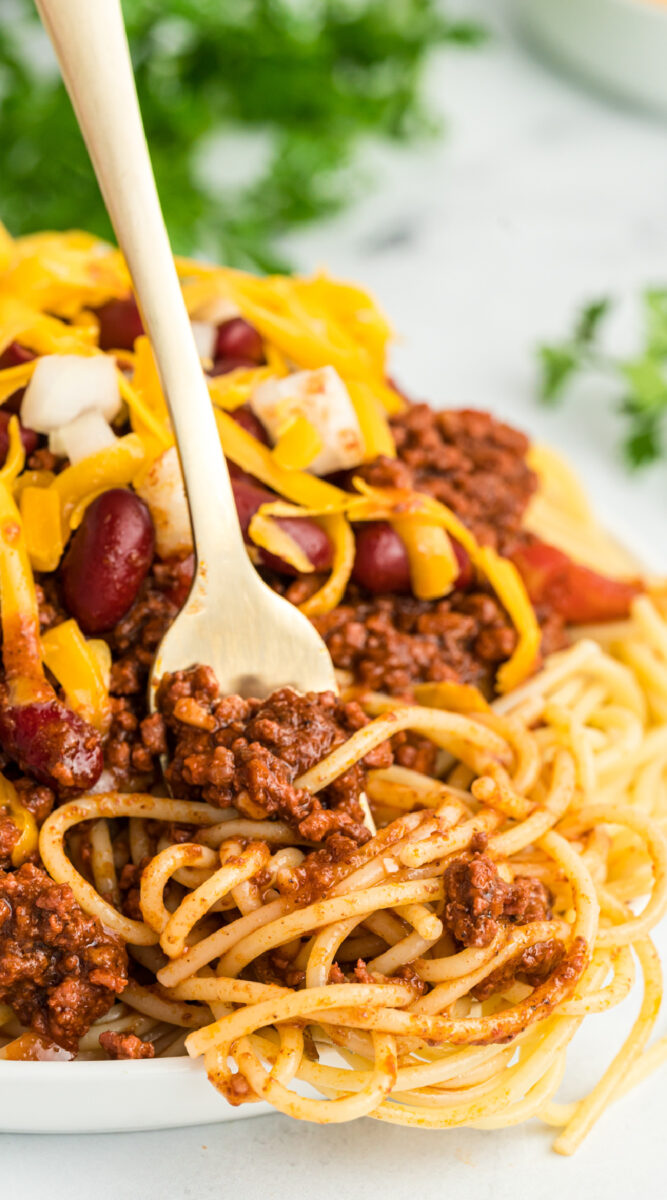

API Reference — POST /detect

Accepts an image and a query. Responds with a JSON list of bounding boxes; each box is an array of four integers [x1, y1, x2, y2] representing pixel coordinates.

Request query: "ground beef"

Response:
[[443, 853, 551, 948], [156, 666, 392, 846], [357, 406, 537, 555], [0, 863, 128, 1051], [107, 574, 179, 696], [391, 732, 440, 776], [12, 777, 56, 825], [105, 700, 166, 789], [101, 557, 188, 788], [279, 831, 361, 906], [503, 875, 554, 925], [35, 582, 66, 633], [27, 447, 61, 473], [313, 586, 566, 700], [99, 1031, 155, 1060], [472, 937, 566, 1001], [443, 853, 508, 947], [0, 818, 19, 870], [314, 588, 517, 698]]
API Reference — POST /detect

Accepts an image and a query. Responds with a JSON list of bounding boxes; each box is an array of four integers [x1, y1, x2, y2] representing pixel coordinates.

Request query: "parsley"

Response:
[[537, 289, 667, 467], [0, 0, 485, 270]]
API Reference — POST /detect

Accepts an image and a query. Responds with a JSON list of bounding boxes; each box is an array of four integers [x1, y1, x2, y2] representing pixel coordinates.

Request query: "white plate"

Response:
[[513, 0, 667, 117], [0, 1055, 271, 1134]]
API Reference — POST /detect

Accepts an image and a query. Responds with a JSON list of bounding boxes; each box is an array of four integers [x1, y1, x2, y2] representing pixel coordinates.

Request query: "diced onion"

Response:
[[21, 353, 121, 432], [250, 366, 365, 476], [189, 294, 239, 324], [135, 445, 192, 558], [49, 409, 116, 465], [191, 320, 217, 361]]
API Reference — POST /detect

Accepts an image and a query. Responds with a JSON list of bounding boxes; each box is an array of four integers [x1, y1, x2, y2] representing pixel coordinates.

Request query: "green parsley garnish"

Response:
[[538, 290, 667, 468]]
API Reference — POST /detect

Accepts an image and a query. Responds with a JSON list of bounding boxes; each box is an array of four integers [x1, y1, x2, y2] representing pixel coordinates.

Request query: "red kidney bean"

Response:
[[229, 404, 270, 444], [214, 317, 264, 366], [0, 410, 39, 464], [0, 344, 35, 417], [1, 389, 26, 416], [210, 355, 264, 377], [0, 342, 35, 370], [230, 472, 333, 575], [61, 489, 155, 633], [0, 699, 103, 795], [352, 522, 474, 595], [352, 522, 411, 594], [95, 297, 144, 352]]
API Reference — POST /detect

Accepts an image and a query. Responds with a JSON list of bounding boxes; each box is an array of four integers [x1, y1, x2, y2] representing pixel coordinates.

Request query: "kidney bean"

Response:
[[352, 522, 411, 594], [230, 472, 333, 575], [0, 344, 35, 416], [0, 410, 39, 464], [0, 342, 35, 370], [214, 317, 264, 366], [61, 489, 155, 633], [210, 355, 264, 377], [1, 389, 26, 416], [352, 522, 474, 596], [95, 297, 144, 352], [0, 699, 103, 795], [229, 404, 270, 444]]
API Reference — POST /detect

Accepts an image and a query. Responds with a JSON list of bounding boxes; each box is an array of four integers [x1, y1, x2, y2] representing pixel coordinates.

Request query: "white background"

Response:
[[4, 0, 667, 1195]]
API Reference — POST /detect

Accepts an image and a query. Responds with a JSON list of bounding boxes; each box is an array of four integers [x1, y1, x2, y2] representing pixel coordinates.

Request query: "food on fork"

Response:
[[0, 227, 665, 1155]]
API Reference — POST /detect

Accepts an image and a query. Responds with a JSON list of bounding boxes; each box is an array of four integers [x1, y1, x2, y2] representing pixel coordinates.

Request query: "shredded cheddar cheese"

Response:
[[41, 620, 111, 733], [20, 486, 64, 572], [215, 409, 345, 510], [0, 771, 38, 867], [391, 517, 458, 601], [475, 547, 541, 694], [412, 681, 491, 713], [272, 415, 323, 471], [0, 479, 51, 706], [0, 416, 26, 486], [0, 359, 38, 404], [247, 512, 316, 574], [52, 432, 145, 535], [346, 380, 396, 460], [299, 514, 356, 618], [0, 227, 544, 709]]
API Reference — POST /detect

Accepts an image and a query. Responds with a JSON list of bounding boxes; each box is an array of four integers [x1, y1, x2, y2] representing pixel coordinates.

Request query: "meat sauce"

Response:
[[0, 863, 127, 1051], [156, 666, 392, 845], [0, 402, 606, 1053]]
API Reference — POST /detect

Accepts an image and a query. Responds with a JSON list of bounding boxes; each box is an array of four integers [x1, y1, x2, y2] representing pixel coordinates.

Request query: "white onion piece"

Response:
[[21, 354, 121, 433], [190, 320, 217, 361], [189, 295, 239, 324], [250, 365, 365, 475], [135, 445, 193, 558], [48, 410, 117, 465]]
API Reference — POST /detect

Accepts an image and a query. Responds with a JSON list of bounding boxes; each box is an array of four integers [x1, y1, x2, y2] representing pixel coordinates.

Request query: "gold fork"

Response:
[[37, 0, 338, 704]]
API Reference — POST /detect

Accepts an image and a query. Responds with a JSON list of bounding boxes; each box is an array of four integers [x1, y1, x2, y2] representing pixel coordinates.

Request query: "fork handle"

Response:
[[36, 0, 253, 588]]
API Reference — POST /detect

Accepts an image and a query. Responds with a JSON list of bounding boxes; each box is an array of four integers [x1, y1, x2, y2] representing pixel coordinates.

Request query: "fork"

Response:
[[36, 0, 338, 704]]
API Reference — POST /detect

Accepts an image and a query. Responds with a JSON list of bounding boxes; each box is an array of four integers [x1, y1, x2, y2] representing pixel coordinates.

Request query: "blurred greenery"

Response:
[[538, 290, 667, 468], [0, 0, 485, 270]]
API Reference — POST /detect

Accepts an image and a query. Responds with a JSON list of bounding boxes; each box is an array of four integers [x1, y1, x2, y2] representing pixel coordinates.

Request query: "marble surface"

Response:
[[5, 1, 667, 1195]]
